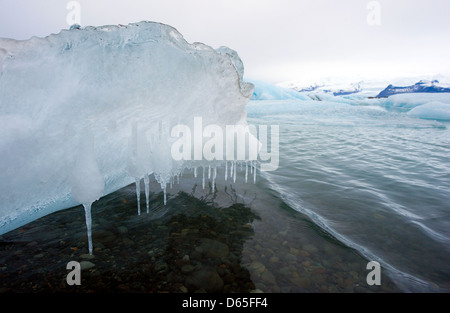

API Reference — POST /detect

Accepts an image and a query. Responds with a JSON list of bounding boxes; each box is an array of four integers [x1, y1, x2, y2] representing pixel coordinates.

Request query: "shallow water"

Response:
[[248, 99, 450, 292], [1, 98, 448, 293], [0, 169, 398, 293]]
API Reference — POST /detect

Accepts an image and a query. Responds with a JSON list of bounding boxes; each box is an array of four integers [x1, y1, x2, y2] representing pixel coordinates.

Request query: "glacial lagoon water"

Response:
[[1, 98, 449, 293]]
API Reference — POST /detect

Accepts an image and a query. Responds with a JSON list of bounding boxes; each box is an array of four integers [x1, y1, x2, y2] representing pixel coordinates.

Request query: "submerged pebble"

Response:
[[80, 261, 95, 270], [118, 226, 128, 234], [249, 261, 266, 273], [186, 267, 224, 293], [80, 254, 95, 260], [181, 264, 195, 274], [0, 182, 402, 293]]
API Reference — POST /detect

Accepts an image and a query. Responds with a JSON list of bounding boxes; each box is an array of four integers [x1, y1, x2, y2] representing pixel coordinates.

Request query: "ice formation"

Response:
[[382, 93, 450, 112], [0, 21, 255, 240], [249, 79, 310, 101], [407, 101, 450, 120], [69, 131, 104, 254], [254, 77, 450, 121]]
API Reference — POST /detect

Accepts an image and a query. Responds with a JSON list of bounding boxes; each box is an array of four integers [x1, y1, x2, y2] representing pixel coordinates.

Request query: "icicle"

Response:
[[212, 166, 217, 193], [245, 161, 248, 183], [233, 161, 237, 183], [83, 203, 93, 255], [170, 176, 173, 189], [202, 166, 205, 190], [230, 161, 234, 179], [253, 161, 257, 184], [240, 162, 243, 171], [135, 177, 141, 216], [208, 165, 211, 179], [194, 167, 197, 178], [250, 161, 253, 174], [144, 174, 150, 214], [225, 162, 228, 181], [177, 174, 180, 184], [163, 184, 167, 205]]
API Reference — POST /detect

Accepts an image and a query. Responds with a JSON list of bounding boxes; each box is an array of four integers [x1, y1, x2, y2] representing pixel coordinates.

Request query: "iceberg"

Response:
[[382, 93, 450, 112], [407, 101, 450, 121], [0, 21, 254, 236], [249, 79, 310, 101]]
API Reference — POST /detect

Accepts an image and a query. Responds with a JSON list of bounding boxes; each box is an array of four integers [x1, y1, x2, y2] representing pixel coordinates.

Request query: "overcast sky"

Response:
[[1, 0, 450, 83]]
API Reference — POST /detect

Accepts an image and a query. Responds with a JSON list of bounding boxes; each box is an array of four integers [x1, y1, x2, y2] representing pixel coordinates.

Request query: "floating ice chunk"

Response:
[[0, 21, 254, 235], [249, 79, 310, 101], [384, 93, 450, 112], [407, 101, 450, 120]]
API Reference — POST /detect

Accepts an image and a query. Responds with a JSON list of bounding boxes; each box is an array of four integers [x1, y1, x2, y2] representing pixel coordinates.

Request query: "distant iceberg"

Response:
[[382, 93, 450, 112], [0, 21, 254, 235], [256, 76, 450, 121], [407, 101, 450, 120], [249, 79, 310, 101]]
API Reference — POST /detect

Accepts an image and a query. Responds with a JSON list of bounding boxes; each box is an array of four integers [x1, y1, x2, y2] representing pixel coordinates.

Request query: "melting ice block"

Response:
[[0, 21, 254, 235]]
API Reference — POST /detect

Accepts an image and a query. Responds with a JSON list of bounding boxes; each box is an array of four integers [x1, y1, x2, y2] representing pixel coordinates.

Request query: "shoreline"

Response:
[[0, 173, 400, 293]]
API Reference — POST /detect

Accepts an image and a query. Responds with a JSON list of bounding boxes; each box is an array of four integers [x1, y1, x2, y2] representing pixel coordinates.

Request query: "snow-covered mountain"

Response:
[[278, 77, 380, 98], [376, 80, 450, 97], [277, 75, 450, 99]]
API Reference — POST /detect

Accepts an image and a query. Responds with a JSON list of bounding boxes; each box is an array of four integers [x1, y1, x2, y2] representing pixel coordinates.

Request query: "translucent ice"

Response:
[[69, 131, 104, 255], [127, 122, 152, 215], [0, 21, 254, 235], [144, 174, 150, 214], [250, 79, 310, 101]]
